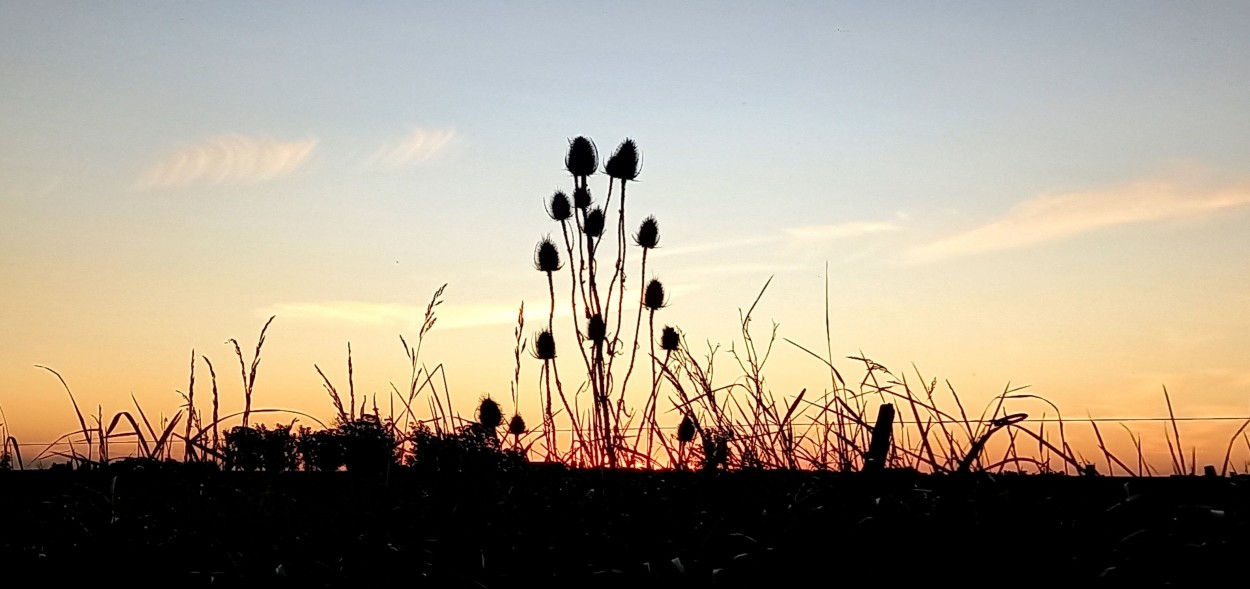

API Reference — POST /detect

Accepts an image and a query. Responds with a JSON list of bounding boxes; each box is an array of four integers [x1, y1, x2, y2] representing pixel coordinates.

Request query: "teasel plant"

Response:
[[635, 322, 682, 465], [532, 135, 666, 467]]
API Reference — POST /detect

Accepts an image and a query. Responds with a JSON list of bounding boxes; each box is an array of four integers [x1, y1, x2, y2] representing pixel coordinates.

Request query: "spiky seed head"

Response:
[[566, 136, 598, 178], [508, 413, 526, 436], [604, 138, 641, 181], [677, 415, 697, 443], [660, 325, 680, 352], [547, 190, 572, 222], [634, 215, 659, 249], [643, 278, 667, 311], [533, 329, 557, 360], [584, 207, 605, 238], [534, 236, 563, 273], [573, 186, 592, 210], [587, 313, 607, 343], [478, 397, 503, 430]]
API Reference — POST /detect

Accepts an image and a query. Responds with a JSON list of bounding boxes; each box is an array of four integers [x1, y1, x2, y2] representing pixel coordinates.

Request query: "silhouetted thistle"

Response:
[[478, 397, 503, 431], [566, 136, 598, 178], [660, 325, 680, 352], [547, 190, 572, 222], [677, 415, 697, 444], [587, 314, 607, 343], [533, 329, 557, 360], [573, 186, 592, 210], [534, 236, 563, 273], [584, 207, 605, 238], [634, 215, 659, 249], [605, 138, 641, 181], [643, 279, 667, 310], [508, 413, 526, 436]]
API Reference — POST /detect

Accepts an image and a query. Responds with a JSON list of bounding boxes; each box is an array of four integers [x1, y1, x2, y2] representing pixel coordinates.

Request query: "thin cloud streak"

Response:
[[136, 134, 317, 189], [262, 300, 564, 331], [907, 179, 1250, 263], [784, 221, 901, 242], [649, 235, 779, 259], [368, 128, 456, 168]]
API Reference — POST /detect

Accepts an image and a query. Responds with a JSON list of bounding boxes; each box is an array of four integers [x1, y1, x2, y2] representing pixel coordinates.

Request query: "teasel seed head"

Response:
[[584, 207, 605, 238], [566, 136, 598, 178], [634, 215, 659, 249], [660, 325, 680, 352], [534, 236, 563, 273], [533, 329, 557, 360], [677, 414, 697, 444], [604, 138, 641, 181], [508, 413, 526, 436], [573, 186, 592, 210], [643, 278, 667, 311], [547, 190, 572, 222], [587, 313, 607, 343], [478, 396, 503, 431]]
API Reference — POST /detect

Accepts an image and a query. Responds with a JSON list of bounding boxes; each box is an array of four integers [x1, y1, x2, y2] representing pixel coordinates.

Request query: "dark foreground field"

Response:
[[3, 464, 1246, 587]]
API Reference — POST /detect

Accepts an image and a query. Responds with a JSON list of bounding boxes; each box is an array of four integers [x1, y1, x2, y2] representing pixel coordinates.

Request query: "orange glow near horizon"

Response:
[[3, 4, 1249, 475]]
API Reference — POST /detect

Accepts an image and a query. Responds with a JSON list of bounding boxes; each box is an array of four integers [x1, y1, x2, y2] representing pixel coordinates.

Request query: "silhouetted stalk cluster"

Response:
[[532, 136, 680, 467]]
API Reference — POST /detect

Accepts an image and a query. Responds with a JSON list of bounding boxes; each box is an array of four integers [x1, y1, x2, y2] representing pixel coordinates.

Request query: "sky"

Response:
[[2, 2, 1249, 470]]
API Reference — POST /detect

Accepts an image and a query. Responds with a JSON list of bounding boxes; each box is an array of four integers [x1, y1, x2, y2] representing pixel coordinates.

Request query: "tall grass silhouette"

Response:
[[10, 136, 1250, 477]]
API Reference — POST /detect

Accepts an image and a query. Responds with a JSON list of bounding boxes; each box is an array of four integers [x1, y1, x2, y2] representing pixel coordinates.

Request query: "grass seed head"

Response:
[[605, 138, 640, 181], [566, 136, 598, 178], [678, 415, 697, 444], [509, 413, 526, 436], [533, 329, 557, 360], [660, 325, 680, 352], [644, 279, 667, 311], [587, 314, 607, 343], [584, 207, 605, 238], [547, 190, 572, 222], [573, 186, 592, 210], [634, 215, 659, 249], [534, 236, 563, 273], [478, 396, 503, 431]]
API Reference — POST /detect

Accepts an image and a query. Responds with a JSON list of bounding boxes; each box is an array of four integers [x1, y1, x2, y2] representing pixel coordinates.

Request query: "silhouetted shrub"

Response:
[[296, 425, 345, 472], [406, 422, 525, 474], [223, 425, 263, 471], [337, 414, 399, 474], [700, 427, 733, 472], [223, 424, 297, 472]]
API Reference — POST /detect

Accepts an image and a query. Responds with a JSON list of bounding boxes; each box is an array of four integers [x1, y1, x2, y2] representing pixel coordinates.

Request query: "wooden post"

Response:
[[864, 403, 895, 473]]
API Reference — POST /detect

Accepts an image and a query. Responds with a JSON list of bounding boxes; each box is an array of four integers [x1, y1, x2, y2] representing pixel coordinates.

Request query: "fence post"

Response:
[[864, 403, 895, 473]]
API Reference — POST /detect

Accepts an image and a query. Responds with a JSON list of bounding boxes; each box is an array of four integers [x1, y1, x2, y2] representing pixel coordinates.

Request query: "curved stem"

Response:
[[620, 249, 648, 409]]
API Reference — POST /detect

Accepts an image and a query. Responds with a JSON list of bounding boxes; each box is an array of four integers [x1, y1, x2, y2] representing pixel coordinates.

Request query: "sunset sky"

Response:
[[2, 2, 1249, 469]]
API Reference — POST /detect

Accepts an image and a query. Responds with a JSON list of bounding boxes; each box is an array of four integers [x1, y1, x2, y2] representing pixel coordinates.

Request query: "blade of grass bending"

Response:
[[314, 364, 348, 423], [1089, 418, 1135, 476], [1002, 422, 1085, 472], [36, 365, 92, 459], [1163, 423, 1180, 475], [150, 411, 183, 459], [5, 436, 23, 469], [1163, 385, 1186, 475], [105, 412, 152, 458], [900, 380, 939, 472], [1219, 418, 1250, 476]]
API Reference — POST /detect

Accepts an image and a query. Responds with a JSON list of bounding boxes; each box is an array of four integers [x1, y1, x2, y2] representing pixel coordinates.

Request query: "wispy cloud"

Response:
[[906, 178, 1250, 263], [651, 219, 900, 261], [784, 221, 901, 243], [262, 299, 557, 331], [650, 235, 778, 259], [136, 134, 317, 189], [367, 128, 456, 168]]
